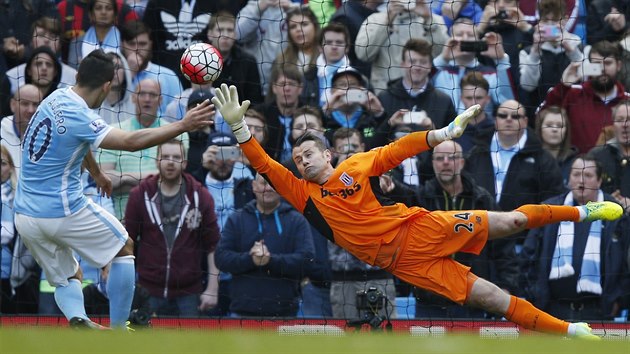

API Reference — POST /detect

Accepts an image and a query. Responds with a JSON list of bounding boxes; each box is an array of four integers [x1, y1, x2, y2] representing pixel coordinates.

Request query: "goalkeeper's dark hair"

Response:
[[294, 131, 328, 152], [76, 49, 115, 89]]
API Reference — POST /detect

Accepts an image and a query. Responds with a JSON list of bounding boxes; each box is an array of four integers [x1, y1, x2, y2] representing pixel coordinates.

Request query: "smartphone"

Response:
[[402, 111, 429, 125], [542, 24, 561, 38], [345, 88, 368, 105], [582, 61, 603, 77], [217, 146, 241, 160], [459, 40, 488, 53]]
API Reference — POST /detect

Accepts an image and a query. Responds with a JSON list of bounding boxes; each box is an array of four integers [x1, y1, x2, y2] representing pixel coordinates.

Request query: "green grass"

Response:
[[0, 328, 628, 354]]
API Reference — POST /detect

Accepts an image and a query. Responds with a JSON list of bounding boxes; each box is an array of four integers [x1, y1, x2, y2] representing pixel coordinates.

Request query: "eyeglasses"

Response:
[[432, 154, 463, 162], [496, 112, 526, 120]]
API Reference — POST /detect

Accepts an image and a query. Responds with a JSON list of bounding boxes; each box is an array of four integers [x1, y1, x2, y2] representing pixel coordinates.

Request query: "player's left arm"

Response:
[[82, 149, 112, 198]]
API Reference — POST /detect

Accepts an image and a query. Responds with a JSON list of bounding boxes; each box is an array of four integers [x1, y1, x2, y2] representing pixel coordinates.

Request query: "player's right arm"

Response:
[[99, 100, 214, 152]]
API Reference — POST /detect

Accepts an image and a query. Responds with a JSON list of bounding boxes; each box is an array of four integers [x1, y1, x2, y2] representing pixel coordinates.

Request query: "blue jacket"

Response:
[[215, 200, 315, 317], [521, 192, 630, 316]]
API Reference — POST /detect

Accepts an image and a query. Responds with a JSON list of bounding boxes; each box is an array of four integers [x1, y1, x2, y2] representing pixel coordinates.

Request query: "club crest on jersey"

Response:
[[89, 119, 107, 134], [339, 172, 354, 186]]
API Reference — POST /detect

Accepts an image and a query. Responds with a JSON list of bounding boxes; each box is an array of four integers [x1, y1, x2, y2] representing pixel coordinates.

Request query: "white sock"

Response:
[[567, 323, 577, 336], [578, 206, 587, 221]]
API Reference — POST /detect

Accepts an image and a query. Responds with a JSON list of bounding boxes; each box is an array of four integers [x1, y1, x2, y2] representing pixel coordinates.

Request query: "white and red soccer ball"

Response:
[[180, 43, 223, 84]]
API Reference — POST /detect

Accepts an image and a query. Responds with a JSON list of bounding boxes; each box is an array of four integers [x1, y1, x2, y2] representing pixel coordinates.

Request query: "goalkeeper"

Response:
[[212, 84, 622, 339]]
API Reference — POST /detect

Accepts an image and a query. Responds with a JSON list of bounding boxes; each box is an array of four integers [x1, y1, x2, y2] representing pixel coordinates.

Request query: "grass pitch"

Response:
[[0, 328, 628, 354]]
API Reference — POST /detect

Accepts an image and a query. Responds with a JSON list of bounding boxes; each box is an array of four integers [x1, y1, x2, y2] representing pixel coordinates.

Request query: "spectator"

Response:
[[390, 140, 518, 319], [0, 0, 60, 69], [316, 22, 351, 108], [98, 79, 188, 220], [197, 132, 255, 317], [142, 0, 216, 88], [354, 0, 448, 93], [521, 156, 630, 321], [519, 0, 583, 118], [329, 0, 382, 79], [519, 0, 581, 34], [254, 64, 306, 161], [377, 38, 456, 131], [98, 51, 135, 126], [327, 127, 396, 320], [535, 106, 579, 186], [589, 99, 630, 215], [206, 11, 263, 106], [1, 19, 77, 117], [323, 66, 385, 147], [120, 20, 184, 117], [236, 0, 291, 95], [1, 46, 71, 117], [540, 40, 629, 154], [275, 5, 322, 107], [57, 0, 138, 62], [453, 72, 495, 152], [475, 0, 535, 86], [215, 172, 315, 317], [183, 90, 217, 176], [432, 17, 514, 115], [1, 145, 17, 313], [124, 139, 221, 317], [67, 0, 121, 69], [465, 99, 565, 253], [586, 0, 630, 44], [0, 84, 43, 177]]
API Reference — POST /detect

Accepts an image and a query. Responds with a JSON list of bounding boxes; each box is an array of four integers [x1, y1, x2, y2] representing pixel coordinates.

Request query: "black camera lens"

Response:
[[497, 10, 508, 20]]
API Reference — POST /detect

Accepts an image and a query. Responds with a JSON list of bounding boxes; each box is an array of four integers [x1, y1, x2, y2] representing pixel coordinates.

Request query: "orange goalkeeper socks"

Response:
[[504, 296, 569, 335], [515, 204, 580, 229]]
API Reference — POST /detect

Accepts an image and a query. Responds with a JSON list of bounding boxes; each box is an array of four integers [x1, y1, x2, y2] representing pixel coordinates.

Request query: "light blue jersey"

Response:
[[15, 87, 112, 218]]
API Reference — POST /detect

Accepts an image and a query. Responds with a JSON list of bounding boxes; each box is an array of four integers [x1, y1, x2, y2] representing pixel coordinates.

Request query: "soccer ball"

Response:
[[180, 43, 223, 84]]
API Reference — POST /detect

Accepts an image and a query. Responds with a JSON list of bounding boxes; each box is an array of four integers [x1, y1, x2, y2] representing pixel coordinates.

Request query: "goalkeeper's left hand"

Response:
[[434, 104, 482, 142], [211, 84, 251, 143]]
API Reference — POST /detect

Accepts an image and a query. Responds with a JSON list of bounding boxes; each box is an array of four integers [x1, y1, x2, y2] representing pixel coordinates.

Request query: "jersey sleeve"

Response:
[[75, 110, 112, 149], [239, 138, 309, 212], [366, 130, 431, 175]]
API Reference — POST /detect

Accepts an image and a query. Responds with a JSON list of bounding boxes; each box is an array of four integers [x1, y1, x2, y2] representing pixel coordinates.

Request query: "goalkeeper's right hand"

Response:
[[211, 84, 251, 143], [434, 104, 482, 142]]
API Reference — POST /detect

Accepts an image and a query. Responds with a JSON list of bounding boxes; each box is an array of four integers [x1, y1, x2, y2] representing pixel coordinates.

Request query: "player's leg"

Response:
[[107, 237, 136, 328], [60, 201, 135, 329], [486, 201, 623, 240], [465, 274, 599, 339], [14, 213, 92, 324]]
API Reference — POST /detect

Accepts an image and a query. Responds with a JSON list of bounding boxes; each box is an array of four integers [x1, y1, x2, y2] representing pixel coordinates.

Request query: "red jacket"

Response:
[[125, 173, 220, 299], [542, 80, 630, 153]]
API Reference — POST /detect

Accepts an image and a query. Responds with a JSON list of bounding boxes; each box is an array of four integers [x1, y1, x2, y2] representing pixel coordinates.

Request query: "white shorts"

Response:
[[15, 200, 128, 287]]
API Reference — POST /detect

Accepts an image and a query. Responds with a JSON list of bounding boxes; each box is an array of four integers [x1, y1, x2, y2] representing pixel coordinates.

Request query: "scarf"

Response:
[[331, 108, 363, 129], [81, 26, 121, 59], [548, 191, 603, 295], [316, 54, 350, 107]]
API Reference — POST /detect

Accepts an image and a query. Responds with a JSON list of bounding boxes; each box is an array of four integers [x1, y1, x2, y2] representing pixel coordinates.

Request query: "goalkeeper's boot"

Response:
[[449, 104, 482, 138], [69, 317, 110, 330], [571, 322, 601, 341], [582, 201, 623, 222]]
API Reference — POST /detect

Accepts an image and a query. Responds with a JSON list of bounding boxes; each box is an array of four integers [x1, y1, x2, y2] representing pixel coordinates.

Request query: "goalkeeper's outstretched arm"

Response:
[[427, 104, 482, 147]]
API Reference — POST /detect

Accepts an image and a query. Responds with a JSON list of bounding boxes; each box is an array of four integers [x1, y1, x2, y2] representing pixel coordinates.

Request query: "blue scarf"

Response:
[[331, 108, 364, 128]]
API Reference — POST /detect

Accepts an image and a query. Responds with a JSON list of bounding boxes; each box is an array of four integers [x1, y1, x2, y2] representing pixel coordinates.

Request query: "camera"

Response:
[[542, 24, 561, 39], [459, 40, 489, 53], [497, 9, 509, 20], [356, 287, 386, 311], [217, 146, 241, 160], [345, 88, 368, 105], [582, 61, 603, 77]]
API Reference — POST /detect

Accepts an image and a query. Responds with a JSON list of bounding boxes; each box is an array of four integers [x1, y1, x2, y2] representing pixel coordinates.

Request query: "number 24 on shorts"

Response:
[[452, 212, 474, 233]]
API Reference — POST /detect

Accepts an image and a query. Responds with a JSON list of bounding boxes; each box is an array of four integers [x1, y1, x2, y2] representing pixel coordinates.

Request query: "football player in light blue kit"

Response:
[[13, 50, 214, 329]]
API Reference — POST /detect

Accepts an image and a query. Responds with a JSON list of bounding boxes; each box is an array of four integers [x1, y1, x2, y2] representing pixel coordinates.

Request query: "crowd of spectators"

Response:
[[1, 0, 630, 322]]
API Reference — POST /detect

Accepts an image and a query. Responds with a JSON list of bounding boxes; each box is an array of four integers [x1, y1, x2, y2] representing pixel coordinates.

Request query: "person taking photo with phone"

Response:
[[519, 0, 584, 120], [541, 40, 630, 154], [432, 17, 514, 116]]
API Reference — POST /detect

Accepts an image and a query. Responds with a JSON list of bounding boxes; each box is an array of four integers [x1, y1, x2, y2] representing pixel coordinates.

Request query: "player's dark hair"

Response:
[[294, 131, 327, 152], [76, 49, 115, 89]]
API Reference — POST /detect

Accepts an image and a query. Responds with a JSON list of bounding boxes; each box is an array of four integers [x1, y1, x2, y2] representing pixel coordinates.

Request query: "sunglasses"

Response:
[[496, 112, 526, 120]]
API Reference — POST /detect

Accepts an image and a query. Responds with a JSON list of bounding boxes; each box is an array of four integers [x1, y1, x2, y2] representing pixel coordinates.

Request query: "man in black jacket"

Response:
[[465, 99, 565, 251]]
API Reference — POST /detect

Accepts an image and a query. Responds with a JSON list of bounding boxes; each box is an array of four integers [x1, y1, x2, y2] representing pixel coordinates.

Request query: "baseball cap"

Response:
[[187, 89, 214, 110], [331, 66, 367, 87], [207, 132, 237, 147]]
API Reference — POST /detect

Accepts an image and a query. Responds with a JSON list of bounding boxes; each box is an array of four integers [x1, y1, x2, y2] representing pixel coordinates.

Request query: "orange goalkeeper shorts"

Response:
[[389, 210, 489, 304]]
